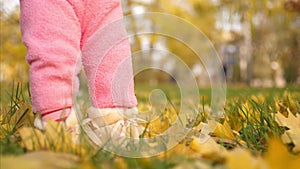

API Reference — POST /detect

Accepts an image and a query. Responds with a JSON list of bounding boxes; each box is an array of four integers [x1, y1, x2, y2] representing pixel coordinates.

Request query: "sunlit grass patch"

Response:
[[1, 83, 300, 168]]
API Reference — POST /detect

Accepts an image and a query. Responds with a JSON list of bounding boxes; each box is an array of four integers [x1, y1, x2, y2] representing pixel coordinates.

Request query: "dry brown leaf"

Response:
[[275, 113, 300, 153], [263, 138, 300, 169]]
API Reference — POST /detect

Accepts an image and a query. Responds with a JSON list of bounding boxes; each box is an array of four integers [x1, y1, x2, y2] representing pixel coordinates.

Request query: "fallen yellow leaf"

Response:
[[0, 124, 13, 140], [1, 151, 79, 169], [213, 121, 235, 140], [149, 116, 170, 134], [18, 126, 47, 150], [226, 115, 243, 132], [190, 136, 228, 161], [164, 106, 178, 124], [251, 94, 265, 103], [275, 113, 300, 153], [114, 157, 128, 169], [238, 102, 260, 124], [162, 142, 201, 159], [263, 138, 300, 169], [226, 148, 267, 169], [17, 121, 86, 154], [172, 160, 212, 169]]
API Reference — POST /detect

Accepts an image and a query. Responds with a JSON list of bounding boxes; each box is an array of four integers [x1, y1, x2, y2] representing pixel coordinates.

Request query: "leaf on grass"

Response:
[[238, 102, 251, 121], [162, 142, 201, 159], [137, 103, 151, 113], [275, 113, 300, 153], [113, 157, 128, 169], [250, 94, 265, 103], [226, 148, 267, 169], [238, 102, 260, 124], [17, 121, 85, 154], [213, 121, 235, 140], [18, 126, 46, 150], [1, 151, 79, 169], [263, 138, 300, 169], [192, 122, 206, 131], [275, 92, 298, 117], [172, 160, 213, 169], [164, 106, 178, 124], [190, 136, 228, 161], [226, 115, 243, 132], [149, 116, 170, 134], [0, 124, 13, 140]]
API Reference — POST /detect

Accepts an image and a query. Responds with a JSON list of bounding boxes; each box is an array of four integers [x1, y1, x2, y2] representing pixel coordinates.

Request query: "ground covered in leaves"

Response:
[[1, 84, 300, 169]]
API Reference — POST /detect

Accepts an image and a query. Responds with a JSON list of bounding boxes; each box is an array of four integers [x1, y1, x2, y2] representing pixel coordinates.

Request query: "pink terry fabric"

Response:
[[20, 0, 137, 121]]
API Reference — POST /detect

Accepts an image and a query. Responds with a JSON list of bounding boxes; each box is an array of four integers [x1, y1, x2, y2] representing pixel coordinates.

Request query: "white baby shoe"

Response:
[[82, 107, 147, 148]]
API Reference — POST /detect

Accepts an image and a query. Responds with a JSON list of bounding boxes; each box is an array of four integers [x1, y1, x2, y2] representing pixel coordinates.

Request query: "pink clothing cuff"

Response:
[[41, 107, 72, 121]]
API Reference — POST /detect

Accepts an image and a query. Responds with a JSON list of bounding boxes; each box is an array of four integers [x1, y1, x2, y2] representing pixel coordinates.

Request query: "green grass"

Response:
[[1, 82, 299, 168], [0, 82, 31, 154]]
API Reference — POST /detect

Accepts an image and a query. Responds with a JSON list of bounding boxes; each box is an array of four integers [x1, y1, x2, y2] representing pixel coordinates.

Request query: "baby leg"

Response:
[[81, 0, 137, 109], [20, 0, 81, 121], [79, 1, 144, 146]]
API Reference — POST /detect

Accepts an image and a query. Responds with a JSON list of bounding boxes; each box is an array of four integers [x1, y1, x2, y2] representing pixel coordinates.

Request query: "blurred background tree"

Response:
[[122, 0, 300, 87], [1, 0, 299, 87], [0, 2, 28, 84]]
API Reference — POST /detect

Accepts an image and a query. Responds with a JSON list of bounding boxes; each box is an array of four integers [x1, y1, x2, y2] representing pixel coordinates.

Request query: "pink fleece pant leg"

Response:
[[81, 2, 137, 108], [20, 0, 81, 120], [20, 0, 137, 121]]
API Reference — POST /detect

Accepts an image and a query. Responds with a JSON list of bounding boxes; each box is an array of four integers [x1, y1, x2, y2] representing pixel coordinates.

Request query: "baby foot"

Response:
[[82, 107, 148, 148]]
